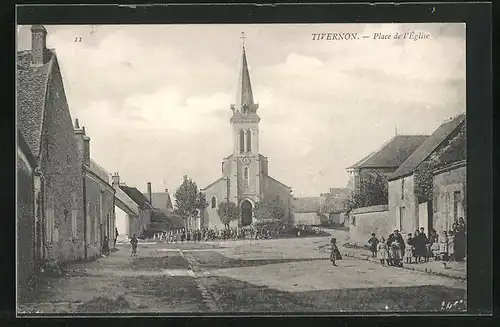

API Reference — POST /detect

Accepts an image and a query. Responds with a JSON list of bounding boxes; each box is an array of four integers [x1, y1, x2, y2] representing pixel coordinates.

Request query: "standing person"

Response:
[[329, 238, 342, 266], [130, 234, 138, 257], [429, 229, 439, 260], [412, 230, 422, 263], [181, 229, 186, 243], [102, 235, 110, 255], [405, 233, 414, 264], [439, 230, 449, 261], [454, 218, 466, 261], [419, 227, 430, 263], [114, 227, 119, 249], [377, 237, 389, 266], [386, 232, 395, 266], [390, 237, 403, 267], [447, 230, 455, 261], [367, 233, 379, 258], [393, 230, 405, 261]]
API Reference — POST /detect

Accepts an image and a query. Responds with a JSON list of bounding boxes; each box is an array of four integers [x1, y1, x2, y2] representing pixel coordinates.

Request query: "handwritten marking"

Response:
[[74, 37, 82, 42]]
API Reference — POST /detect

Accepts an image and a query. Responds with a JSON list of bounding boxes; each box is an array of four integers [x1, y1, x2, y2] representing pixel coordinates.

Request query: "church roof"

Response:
[[348, 135, 429, 169], [235, 46, 255, 112], [388, 113, 466, 181]]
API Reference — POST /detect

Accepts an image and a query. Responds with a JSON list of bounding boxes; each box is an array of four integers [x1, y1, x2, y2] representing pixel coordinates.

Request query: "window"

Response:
[[221, 162, 224, 173], [71, 209, 78, 239], [352, 216, 356, 226], [46, 208, 54, 242], [399, 206, 405, 233], [244, 167, 249, 183], [276, 195, 281, 203], [401, 178, 405, 200], [246, 130, 252, 152], [211, 196, 217, 209], [239, 130, 245, 153]]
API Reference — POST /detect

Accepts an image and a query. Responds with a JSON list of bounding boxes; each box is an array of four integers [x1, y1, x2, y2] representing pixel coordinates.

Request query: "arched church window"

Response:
[[276, 195, 281, 203], [239, 129, 245, 153], [246, 130, 252, 152], [211, 197, 217, 209]]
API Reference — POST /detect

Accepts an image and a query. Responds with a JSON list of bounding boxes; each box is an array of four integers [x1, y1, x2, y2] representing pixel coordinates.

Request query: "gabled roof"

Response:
[[348, 135, 429, 170], [119, 185, 152, 209], [90, 159, 110, 184], [17, 49, 56, 158], [293, 197, 322, 213], [143, 191, 175, 215], [388, 113, 466, 181]]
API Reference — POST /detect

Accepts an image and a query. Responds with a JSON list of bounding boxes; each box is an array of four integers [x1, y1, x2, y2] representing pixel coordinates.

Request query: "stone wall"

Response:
[[349, 205, 392, 246], [262, 176, 292, 224], [17, 142, 35, 297], [41, 60, 85, 263], [388, 175, 418, 235], [433, 162, 466, 233], [202, 178, 228, 229]]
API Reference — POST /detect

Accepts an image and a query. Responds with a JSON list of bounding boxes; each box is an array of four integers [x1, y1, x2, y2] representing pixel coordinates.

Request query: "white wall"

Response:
[[115, 205, 129, 237]]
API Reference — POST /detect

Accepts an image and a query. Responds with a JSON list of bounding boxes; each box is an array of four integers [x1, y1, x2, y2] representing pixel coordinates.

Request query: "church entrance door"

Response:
[[241, 200, 252, 226]]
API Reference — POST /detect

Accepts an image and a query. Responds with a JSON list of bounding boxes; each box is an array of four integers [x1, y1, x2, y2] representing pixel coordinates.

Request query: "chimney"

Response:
[[147, 182, 152, 204], [30, 25, 48, 67], [74, 118, 86, 164], [165, 188, 173, 211], [112, 172, 120, 186], [83, 128, 91, 166]]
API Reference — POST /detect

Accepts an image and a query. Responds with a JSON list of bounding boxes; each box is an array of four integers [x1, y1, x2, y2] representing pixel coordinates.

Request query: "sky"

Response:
[[17, 23, 466, 197]]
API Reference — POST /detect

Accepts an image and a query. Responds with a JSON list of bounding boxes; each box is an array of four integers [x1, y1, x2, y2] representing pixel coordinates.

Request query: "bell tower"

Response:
[[228, 33, 261, 207]]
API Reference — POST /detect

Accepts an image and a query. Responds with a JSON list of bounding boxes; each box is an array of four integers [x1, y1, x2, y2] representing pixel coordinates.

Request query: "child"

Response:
[[130, 234, 138, 257], [390, 238, 403, 267], [439, 230, 449, 261], [330, 238, 342, 266], [377, 237, 389, 266], [447, 230, 455, 261], [367, 233, 379, 258], [405, 233, 414, 264]]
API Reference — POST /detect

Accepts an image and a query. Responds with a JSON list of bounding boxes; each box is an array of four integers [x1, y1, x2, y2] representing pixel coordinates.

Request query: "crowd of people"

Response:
[[367, 217, 467, 268], [150, 227, 268, 243]]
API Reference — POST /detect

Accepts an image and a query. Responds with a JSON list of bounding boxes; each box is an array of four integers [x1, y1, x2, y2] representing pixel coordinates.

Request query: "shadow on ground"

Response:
[[202, 276, 467, 312], [191, 251, 329, 269], [130, 255, 191, 270]]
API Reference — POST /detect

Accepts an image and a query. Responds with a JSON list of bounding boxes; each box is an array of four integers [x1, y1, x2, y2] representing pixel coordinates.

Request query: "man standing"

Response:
[[114, 227, 119, 249]]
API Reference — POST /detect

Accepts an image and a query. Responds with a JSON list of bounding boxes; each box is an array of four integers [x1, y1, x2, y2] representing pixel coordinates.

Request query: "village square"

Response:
[[17, 25, 467, 313]]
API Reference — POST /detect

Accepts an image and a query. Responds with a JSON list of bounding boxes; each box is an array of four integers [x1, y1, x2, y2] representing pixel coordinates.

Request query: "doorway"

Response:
[[241, 200, 252, 226]]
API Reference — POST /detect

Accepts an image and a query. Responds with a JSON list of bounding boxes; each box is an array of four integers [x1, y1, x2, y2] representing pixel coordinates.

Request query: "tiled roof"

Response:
[[17, 129, 36, 168], [17, 49, 55, 158], [347, 152, 376, 169], [388, 113, 466, 181], [90, 159, 110, 184], [120, 185, 152, 209], [143, 192, 175, 215], [349, 135, 429, 169], [293, 197, 323, 213]]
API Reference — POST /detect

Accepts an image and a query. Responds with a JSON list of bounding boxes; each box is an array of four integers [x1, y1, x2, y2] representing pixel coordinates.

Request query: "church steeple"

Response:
[[231, 33, 259, 115]]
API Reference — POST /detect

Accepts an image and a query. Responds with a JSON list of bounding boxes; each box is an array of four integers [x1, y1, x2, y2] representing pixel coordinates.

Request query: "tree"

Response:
[[343, 171, 388, 214], [253, 199, 286, 223], [217, 201, 239, 230], [173, 175, 208, 228]]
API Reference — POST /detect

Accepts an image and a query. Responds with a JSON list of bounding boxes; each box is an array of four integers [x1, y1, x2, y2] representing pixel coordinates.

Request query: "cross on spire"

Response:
[[240, 32, 247, 48]]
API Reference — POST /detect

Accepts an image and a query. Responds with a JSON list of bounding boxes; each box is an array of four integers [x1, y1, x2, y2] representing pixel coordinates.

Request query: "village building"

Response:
[[387, 113, 466, 236], [201, 44, 292, 229], [17, 131, 37, 298], [143, 185, 185, 230], [117, 183, 153, 237], [17, 25, 86, 265], [74, 120, 116, 258], [346, 134, 429, 192], [291, 197, 327, 226], [319, 188, 350, 224], [111, 173, 140, 240]]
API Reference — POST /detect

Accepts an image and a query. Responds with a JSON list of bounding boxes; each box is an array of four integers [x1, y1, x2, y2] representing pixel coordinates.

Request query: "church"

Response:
[[201, 41, 292, 229]]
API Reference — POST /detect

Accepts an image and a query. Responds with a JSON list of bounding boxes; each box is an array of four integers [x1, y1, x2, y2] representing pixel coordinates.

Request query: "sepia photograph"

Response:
[[16, 22, 467, 315]]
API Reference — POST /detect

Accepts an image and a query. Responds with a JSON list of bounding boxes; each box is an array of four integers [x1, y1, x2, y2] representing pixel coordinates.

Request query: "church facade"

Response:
[[201, 45, 292, 229]]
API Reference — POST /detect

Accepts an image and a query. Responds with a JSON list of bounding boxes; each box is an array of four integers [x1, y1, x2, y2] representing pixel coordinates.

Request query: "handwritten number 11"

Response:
[[75, 37, 82, 42]]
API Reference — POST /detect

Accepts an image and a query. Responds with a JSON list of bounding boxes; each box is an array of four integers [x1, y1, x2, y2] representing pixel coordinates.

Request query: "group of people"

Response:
[[367, 218, 467, 268], [151, 227, 261, 243]]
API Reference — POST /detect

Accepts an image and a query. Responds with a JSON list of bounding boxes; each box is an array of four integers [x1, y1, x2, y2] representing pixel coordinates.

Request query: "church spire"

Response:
[[232, 32, 258, 115]]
